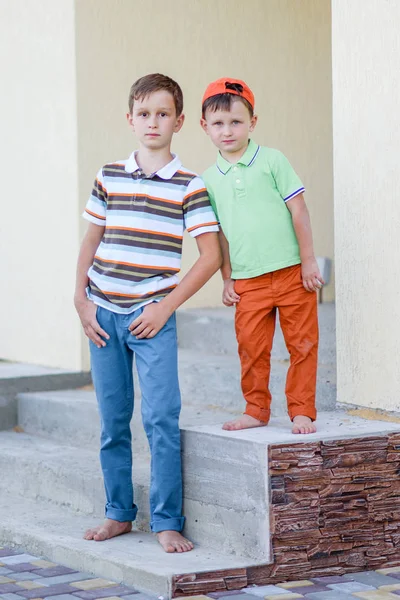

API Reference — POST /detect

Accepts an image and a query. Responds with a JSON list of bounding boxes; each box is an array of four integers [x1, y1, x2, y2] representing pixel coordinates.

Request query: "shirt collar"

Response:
[[216, 139, 260, 175], [125, 152, 182, 180]]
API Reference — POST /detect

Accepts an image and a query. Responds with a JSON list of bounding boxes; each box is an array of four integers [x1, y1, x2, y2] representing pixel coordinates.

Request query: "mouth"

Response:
[[146, 134, 160, 137], [222, 140, 236, 144]]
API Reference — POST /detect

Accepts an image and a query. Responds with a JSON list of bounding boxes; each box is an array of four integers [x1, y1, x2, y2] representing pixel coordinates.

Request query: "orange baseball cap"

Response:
[[202, 77, 255, 110]]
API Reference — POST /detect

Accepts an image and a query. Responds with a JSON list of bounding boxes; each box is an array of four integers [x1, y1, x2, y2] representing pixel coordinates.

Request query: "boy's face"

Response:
[[127, 90, 184, 150], [201, 98, 257, 158]]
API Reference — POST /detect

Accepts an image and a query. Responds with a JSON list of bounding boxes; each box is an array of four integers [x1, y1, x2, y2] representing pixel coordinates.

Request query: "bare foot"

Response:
[[84, 518, 132, 542], [222, 414, 267, 431], [157, 530, 194, 553], [292, 415, 317, 434]]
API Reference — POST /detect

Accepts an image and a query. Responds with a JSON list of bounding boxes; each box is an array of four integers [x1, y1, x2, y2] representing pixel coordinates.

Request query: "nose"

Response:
[[222, 124, 232, 136], [148, 115, 158, 129]]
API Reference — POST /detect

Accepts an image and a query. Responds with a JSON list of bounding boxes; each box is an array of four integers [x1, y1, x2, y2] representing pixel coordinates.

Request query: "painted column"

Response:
[[332, 0, 400, 411]]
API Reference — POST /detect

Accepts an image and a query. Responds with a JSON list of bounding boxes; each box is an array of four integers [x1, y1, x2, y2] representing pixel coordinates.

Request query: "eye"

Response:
[[159, 112, 167, 117], [232, 120, 241, 125], [213, 121, 223, 126], [139, 112, 148, 117]]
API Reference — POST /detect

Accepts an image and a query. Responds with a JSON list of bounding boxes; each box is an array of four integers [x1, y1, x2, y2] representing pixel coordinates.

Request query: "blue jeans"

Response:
[[89, 305, 184, 533]]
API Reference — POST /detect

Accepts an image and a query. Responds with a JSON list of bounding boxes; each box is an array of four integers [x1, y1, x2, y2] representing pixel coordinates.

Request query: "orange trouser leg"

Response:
[[234, 273, 276, 423], [275, 265, 318, 421]]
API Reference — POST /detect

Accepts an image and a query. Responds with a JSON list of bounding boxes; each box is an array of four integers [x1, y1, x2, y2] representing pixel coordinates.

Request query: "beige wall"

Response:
[[0, 0, 83, 370], [1, 0, 333, 370], [75, 0, 334, 301], [332, 0, 400, 411]]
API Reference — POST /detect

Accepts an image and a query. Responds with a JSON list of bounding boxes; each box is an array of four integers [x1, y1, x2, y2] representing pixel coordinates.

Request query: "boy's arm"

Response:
[[74, 223, 110, 348], [129, 232, 222, 339], [286, 193, 324, 292], [219, 229, 240, 307]]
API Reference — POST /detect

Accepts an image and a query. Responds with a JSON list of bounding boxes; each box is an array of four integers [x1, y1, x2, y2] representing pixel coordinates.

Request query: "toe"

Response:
[[94, 528, 108, 541], [84, 529, 95, 540]]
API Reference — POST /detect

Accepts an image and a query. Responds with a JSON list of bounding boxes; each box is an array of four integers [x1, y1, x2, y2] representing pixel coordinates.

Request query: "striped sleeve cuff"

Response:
[[283, 187, 305, 202], [82, 209, 106, 226], [187, 223, 219, 238]]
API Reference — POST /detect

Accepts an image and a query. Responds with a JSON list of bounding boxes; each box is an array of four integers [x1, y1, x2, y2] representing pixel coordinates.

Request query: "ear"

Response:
[[174, 112, 185, 133], [249, 114, 258, 132], [126, 112, 134, 132], [200, 117, 209, 135]]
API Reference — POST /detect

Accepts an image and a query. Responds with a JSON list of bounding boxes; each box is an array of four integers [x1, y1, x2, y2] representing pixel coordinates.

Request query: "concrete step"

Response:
[[0, 492, 253, 598], [18, 349, 336, 449], [179, 350, 336, 413], [0, 428, 262, 558], [0, 431, 150, 529], [18, 389, 239, 452], [177, 302, 336, 365], [0, 360, 90, 431]]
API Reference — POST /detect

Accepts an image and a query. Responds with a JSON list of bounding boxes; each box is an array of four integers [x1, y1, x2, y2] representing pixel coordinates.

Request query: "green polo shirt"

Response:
[[202, 139, 305, 279]]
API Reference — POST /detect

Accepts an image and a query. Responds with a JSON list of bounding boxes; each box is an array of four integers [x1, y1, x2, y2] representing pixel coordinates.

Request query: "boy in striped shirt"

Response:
[[74, 73, 221, 552]]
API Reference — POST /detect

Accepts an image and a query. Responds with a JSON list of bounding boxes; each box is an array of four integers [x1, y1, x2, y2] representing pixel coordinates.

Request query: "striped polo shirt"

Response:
[[83, 152, 219, 314]]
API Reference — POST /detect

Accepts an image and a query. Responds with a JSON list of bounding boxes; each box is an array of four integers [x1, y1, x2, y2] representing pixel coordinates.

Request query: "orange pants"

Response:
[[234, 264, 318, 423]]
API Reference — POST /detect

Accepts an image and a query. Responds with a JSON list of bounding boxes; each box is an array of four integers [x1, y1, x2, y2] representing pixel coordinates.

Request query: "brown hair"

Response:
[[128, 73, 183, 116], [202, 93, 253, 118]]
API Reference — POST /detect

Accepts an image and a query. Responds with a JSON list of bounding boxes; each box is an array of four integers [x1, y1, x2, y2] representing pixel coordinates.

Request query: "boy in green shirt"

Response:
[[201, 78, 324, 434]]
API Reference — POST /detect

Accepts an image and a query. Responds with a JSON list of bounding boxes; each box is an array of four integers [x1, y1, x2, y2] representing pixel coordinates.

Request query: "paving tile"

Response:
[[210, 593, 244, 599], [31, 562, 58, 569], [217, 596, 257, 600], [378, 569, 400, 576], [352, 591, 400, 598], [243, 586, 292, 596], [303, 592, 356, 600], [380, 586, 400, 592], [70, 579, 118, 591], [277, 585, 329, 595], [16, 583, 76, 598], [328, 581, 375, 593], [31, 567, 78, 578], [351, 573, 400, 587], [0, 575, 16, 583], [1, 555, 39, 566], [0, 566, 14, 575], [265, 594, 303, 600], [31, 573, 95, 586], [175, 597, 213, 600], [98, 597, 130, 600], [72, 585, 138, 599], [16, 581, 47, 590], [9, 564, 46, 573], [0, 594, 27, 600], [310, 576, 355, 584], [0, 583, 23, 593], [279, 581, 314, 589], [13, 573, 44, 581], [118, 595, 155, 600], [0, 549, 25, 558], [45, 596, 83, 600]]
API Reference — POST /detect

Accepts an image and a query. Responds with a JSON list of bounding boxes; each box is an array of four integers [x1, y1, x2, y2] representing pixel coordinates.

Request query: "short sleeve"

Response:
[[83, 168, 107, 225], [271, 151, 305, 202], [183, 176, 219, 237]]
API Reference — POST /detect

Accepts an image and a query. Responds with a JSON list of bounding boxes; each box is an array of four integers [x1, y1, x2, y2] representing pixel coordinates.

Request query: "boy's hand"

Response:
[[222, 279, 240, 306], [75, 298, 109, 348], [301, 258, 325, 292], [129, 302, 172, 339]]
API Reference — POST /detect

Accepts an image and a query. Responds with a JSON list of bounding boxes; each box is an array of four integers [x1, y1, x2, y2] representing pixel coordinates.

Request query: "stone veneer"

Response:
[[173, 432, 400, 597]]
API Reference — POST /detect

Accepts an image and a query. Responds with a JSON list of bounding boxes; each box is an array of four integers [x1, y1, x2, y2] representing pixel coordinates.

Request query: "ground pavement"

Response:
[[2, 547, 400, 600]]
